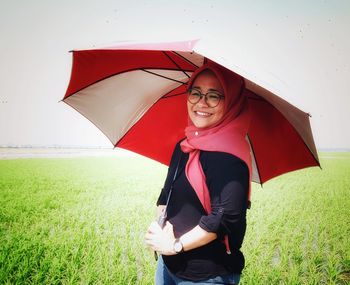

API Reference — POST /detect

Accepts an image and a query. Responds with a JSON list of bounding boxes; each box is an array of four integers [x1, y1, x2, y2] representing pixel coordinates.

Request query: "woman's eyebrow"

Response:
[[208, 88, 221, 93], [192, 86, 222, 93]]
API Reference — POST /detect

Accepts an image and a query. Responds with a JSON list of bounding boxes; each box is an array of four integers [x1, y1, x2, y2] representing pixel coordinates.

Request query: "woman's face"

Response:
[[187, 70, 225, 129]]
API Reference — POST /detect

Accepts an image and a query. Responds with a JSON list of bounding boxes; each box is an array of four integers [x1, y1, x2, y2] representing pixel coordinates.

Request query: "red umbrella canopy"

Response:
[[63, 40, 320, 184]]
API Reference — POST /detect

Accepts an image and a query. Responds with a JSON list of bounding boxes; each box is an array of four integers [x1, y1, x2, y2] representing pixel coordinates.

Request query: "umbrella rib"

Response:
[[161, 91, 187, 99], [141, 69, 187, 84], [162, 51, 191, 78], [294, 130, 321, 169], [246, 134, 263, 185], [172, 51, 200, 68]]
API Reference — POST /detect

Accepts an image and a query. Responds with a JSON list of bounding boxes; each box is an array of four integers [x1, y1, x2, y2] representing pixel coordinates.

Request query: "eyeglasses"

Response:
[[187, 88, 225, 108]]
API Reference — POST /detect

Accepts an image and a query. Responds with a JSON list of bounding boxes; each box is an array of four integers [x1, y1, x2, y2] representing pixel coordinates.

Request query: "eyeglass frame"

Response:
[[187, 88, 225, 108]]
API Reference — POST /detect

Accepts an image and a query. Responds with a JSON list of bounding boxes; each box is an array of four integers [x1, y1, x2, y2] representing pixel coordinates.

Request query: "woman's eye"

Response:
[[191, 92, 201, 97], [208, 94, 220, 100]]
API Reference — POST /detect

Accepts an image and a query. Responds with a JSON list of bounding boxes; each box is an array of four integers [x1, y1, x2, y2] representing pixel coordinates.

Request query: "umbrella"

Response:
[[62, 39, 320, 184]]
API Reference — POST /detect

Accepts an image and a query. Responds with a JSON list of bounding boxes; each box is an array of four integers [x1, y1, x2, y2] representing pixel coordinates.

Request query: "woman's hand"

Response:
[[145, 221, 176, 255]]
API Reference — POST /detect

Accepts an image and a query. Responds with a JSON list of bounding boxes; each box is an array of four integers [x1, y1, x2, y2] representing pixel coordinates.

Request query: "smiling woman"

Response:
[[145, 62, 251, 284]]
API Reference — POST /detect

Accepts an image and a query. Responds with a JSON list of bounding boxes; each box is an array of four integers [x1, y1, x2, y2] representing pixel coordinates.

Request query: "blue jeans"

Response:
[[155, 256, 240, 285]]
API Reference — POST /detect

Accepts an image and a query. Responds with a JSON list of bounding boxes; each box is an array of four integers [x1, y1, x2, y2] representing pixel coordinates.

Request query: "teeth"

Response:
[[196, 111, 210, 116]]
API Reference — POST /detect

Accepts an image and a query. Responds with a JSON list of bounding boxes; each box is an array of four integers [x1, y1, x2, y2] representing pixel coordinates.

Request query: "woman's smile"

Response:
[[194, 110, 212, 117]]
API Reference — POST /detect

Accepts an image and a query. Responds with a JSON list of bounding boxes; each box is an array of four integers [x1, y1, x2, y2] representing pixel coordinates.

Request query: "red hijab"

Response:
[[180, 61, 252, 215]]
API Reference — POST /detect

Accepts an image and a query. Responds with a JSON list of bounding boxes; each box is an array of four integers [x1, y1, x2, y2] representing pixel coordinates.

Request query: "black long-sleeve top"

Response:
[[157, 142, 249, 281]]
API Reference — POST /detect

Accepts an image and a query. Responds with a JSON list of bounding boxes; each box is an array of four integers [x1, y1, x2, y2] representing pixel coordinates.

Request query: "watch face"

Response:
[[174, 240, 183, 253]]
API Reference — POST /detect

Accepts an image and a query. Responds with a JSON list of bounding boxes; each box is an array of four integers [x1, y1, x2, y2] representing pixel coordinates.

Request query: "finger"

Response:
[[147, 227, 155, 234], [163, 222, 174, 236], [144, 232, 155, 241], [144, 239, 154, 246], [163, 221, 172, 231], [148, 222, 162, 234], [165, 221, 173, 229], [163, 226, 171, 235], [146, 243, 157, 251], [144, 236, 158, 248]]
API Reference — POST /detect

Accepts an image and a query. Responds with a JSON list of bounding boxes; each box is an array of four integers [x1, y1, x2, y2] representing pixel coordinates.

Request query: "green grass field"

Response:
[[0, 152, 349, 284]]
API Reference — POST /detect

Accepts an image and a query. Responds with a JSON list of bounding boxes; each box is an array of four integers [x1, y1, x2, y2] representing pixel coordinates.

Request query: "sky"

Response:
[[0, 0, 349, 150]]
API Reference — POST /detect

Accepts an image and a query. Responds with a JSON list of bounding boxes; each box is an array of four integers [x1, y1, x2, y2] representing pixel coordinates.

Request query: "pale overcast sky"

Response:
[[0, 0, 349, 150]]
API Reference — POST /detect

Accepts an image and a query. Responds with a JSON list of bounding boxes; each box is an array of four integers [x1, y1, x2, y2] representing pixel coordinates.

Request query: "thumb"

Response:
[[163, 221, 174, 235], [164, 221, 173, 231]]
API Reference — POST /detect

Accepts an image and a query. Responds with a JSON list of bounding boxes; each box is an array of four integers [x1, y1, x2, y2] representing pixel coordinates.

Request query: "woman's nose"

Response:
[[197, 95, 209, 107]]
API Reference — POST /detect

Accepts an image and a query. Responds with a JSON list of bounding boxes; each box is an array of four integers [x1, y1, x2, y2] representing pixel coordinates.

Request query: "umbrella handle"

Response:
[[157, 210, 167, 229]]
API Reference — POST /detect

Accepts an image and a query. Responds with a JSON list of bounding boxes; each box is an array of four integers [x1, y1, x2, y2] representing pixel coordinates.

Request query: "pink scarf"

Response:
[[180, 61, 252, 250]]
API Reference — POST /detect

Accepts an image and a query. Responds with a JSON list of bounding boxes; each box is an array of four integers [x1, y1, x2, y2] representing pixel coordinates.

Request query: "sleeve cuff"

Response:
[[198, 207, 224, 233]]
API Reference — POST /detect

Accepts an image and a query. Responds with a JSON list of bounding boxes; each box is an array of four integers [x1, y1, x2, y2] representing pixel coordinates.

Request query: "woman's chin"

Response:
[[192, 120, 213, 129]]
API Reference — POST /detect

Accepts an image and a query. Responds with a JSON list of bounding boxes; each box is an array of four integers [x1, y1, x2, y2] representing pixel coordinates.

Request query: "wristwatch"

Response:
[[173, 238, 184, 253]]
